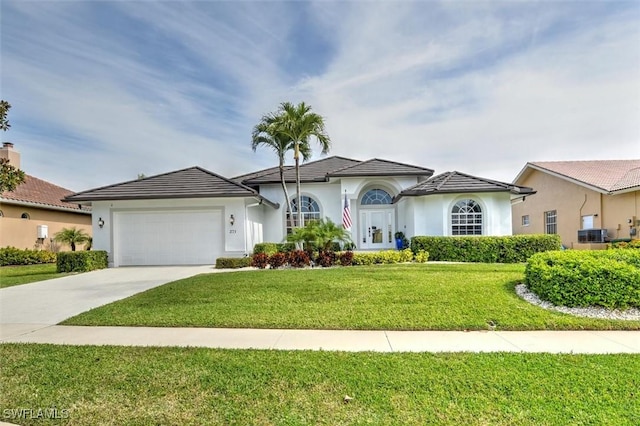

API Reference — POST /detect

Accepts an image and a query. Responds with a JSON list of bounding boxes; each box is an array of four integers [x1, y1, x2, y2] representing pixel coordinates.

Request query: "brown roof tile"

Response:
[[396, 171, 535, 201], [0, 174, 90, 212], [64, 166, 279, 208], [528, 160, 640, 193]]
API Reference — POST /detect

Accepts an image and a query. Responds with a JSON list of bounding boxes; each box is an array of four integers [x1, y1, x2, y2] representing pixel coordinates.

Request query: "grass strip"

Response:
[[1, 344, 638, 425], [63, 264, 640, 330], [0, 264, 68, 288]]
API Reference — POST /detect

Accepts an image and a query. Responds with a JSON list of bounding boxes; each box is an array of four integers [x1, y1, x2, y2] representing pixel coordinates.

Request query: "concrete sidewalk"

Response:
[[1, 325, 638, 354]]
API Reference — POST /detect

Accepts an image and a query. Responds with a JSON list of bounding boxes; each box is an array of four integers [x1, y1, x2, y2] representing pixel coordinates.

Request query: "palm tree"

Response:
[[251, 112, 311, 224], [53, 227, 90, 251], [286, 218, 351, 253], [276, 102, 331, 228]]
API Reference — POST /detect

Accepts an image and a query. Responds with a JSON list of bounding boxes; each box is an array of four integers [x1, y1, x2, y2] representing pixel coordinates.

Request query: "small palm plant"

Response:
[[53, 227, 90, 251], [287, 218, 351, 253]]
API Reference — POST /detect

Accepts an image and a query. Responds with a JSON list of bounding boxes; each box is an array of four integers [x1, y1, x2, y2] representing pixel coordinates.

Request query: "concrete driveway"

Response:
[[0, 265, 213, 339]]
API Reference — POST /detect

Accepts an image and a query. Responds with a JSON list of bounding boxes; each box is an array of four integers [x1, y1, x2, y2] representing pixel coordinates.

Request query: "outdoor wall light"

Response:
[[98, 217, 105, 228], [229, 214, 235, 226]]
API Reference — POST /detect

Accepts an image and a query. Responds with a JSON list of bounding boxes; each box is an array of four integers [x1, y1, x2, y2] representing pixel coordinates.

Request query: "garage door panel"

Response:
[[114, 210, 222, 266]]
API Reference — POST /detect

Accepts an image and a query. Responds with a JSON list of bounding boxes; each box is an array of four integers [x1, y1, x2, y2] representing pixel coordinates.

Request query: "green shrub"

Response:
[[414, 250, 429, 263], [352, 249, 415, 265], [410, 235, 561, 263], [525, 250, 640, 309], [215, 257, 252, 269], [56, 251, 108, 273], [275, 242, 296, 253], [0, 247, 57, 266], [608, 239, 640, 250], [253, 243, 279, 255]]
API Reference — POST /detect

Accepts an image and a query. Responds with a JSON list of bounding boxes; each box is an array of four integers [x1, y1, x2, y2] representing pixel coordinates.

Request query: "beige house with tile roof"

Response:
[[0, 143, 91, 250], [512, 160, 640, 249]]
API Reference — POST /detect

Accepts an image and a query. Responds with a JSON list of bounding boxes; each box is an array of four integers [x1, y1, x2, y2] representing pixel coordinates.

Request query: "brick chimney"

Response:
[[0, 142, 20, 168]]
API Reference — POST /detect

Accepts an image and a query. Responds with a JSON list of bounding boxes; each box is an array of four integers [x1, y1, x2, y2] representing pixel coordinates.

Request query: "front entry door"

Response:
[[360, 210, 395, 249]]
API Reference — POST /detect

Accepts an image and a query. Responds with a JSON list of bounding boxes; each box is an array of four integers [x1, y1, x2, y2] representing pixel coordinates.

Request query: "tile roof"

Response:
[[64, 166, 279, 208], [240, 156, 434, 185], [396, 171, 535, 200], [231, 165, 292, 184], [328, 158, 434, 177], [524, 160, 640, 193], [241, 156, 361, 184], [0, 174, 90, 213]]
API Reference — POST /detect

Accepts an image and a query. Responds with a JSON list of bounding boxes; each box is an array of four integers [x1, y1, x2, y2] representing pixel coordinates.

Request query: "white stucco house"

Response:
[[65, 156, 534, 266]]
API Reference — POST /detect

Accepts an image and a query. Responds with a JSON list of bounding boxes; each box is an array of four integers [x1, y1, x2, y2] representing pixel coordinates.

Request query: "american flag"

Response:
[[342, 192, 352, 230]]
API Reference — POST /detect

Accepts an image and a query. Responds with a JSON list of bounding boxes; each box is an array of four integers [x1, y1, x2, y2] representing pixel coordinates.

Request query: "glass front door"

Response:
[[360, 209, 394, 249]]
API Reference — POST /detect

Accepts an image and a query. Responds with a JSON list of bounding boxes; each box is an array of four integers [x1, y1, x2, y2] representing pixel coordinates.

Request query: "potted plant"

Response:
[[394, 231, 407, 250]]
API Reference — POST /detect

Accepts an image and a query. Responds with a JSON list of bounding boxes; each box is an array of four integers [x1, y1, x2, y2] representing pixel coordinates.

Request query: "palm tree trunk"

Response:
[[295, 141, 303, 228], [279, 161, 293, 229]]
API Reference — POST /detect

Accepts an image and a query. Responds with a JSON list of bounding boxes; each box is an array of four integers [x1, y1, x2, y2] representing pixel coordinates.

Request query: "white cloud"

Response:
[[1, 1, 638, 191]]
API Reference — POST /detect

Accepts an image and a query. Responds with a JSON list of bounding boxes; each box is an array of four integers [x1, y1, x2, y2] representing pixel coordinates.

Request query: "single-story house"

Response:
[[65, 156, 534, 266], [512, 160, 640, 248], [0, 143, 92, 250]]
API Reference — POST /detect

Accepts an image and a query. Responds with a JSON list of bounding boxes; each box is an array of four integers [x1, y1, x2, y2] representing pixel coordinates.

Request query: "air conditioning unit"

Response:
[[577, 229, 607, 243], [37, 225, 48, 239]]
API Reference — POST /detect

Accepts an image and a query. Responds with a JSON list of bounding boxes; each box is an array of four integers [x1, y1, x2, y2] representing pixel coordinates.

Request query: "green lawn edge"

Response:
[[62, 263, 640, 331]]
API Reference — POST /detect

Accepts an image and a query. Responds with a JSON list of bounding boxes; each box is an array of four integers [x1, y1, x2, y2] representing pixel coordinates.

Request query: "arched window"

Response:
[[361, 189, 392, 205], [451, 199, 482, 235], [286, 195, 321, 233], [21, 212, 30, 220]]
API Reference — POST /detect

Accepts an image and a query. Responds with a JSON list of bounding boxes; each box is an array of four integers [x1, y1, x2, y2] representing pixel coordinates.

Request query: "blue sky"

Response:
[[2, 1, 639, 191]]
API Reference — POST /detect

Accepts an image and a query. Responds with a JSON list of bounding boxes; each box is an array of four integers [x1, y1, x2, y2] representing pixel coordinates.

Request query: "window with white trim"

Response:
[[286, 196, 320, 234], [451, 199, 482, 235], [522, 215, 530, 226], [545, 210, 557, 234], [361, 189, 392, 205]]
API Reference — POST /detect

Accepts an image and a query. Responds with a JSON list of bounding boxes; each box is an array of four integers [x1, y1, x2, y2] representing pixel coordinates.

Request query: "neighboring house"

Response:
[[512, 160, 640, 249], [0, 143, 92, 250], [65, 156, 534, 266]]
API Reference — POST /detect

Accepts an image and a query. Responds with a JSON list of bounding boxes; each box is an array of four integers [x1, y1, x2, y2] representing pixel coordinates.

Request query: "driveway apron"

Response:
[[0, 265, 213, 339]]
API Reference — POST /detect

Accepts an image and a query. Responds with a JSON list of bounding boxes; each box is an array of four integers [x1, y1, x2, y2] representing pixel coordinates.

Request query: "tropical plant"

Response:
[[251, 112, 311, 219], [274, 102, 330, 228], [0, 100, 25, 192], [53, 227, 90, 252], [286, 218, 351, 253]]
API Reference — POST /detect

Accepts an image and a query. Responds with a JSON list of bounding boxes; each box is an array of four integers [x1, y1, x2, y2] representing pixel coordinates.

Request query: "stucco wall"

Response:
[[406, 192, 513, 237], [91, 198, 266, 264], [0, 203, 92, 250], [512, 169, 640, 247]]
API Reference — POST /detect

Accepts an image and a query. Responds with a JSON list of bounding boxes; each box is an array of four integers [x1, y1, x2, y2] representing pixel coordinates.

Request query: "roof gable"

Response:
[[515, 160, 640, 194], [397, 171, 535, 200], [328, 158, 434, 178], [64, 166, 278, 207], [242, 156, 361, 184], [1, 174, 90, 213]]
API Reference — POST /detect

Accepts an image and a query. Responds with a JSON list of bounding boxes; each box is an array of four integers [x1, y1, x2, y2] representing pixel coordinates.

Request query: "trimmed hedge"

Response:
[[56, 251, 108, 273], [525, 250, 640, 309], [410, 235, 561, 263], [215, 257, 253, 269], [352, 249, 424, 265], [608, 239, 640, 250], [0, 247, 57, 266]]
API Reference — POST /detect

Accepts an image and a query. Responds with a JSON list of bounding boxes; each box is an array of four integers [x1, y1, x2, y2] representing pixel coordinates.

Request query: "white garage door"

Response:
[[114, 210, 223, 266]]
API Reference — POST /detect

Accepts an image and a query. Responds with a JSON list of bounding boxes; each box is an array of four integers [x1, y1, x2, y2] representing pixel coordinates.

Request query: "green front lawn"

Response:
[[0, 264, 67, 288], [1, 344, 638, 426], [63, 263, 640, 330]]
